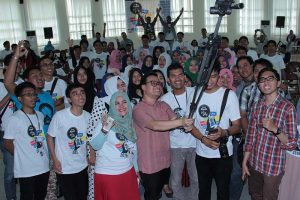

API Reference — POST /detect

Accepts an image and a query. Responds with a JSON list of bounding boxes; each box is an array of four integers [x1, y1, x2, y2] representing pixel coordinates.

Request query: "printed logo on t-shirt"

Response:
[[115, 133, 135, 158], [174, 107, 186, 133], [199, 104, 210, 118], [94, 58, 105, 68], [198, 104, 220, 134], [27, 125, 46, 156], [67, 127, 86, 154]]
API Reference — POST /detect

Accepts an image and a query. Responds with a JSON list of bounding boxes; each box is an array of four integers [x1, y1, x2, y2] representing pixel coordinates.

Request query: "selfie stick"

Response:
[[188, 0, 244, 118]]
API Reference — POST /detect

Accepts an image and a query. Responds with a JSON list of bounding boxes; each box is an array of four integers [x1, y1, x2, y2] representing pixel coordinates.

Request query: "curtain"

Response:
[[66, 0, 92, 40], [171, 0, 193, 33], [0, 0, 25, 44], [102, 0, 127, 37], [238, 0, 264, 36]]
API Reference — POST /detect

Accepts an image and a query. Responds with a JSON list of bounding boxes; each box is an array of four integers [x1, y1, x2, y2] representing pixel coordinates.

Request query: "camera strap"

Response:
[[219, 89, 230, 122]]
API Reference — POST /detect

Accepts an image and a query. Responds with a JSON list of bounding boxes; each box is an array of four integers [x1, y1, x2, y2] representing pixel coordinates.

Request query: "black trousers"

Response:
[[140, 167, 171, 200], [195, 155, 233, 200], [56, 167, 88, 200], [19, 171, 50, 200]]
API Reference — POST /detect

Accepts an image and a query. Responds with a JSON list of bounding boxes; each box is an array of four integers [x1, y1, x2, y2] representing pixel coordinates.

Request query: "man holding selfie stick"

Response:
[[188, 62, 241, 200], [133, 72, 194, 200]]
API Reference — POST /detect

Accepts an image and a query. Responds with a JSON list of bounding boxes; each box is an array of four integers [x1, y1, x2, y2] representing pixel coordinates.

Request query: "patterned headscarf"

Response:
[[108, 92, 136, 142]]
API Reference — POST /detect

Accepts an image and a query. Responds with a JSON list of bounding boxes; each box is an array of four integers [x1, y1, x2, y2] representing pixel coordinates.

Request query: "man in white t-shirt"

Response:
[[188, 63, 241, 200], [239, 36, 258, 61], [151, 32, 171, 53], [90, 40, 109, 94], [160, 64, 198, 200], [47, 83, 90, 200], [172, 32, 192, 54], [4, 82, 50, 199], [260, 40, 286, 81], [198, 28, 208, 48], [40, 56, 68, 111]]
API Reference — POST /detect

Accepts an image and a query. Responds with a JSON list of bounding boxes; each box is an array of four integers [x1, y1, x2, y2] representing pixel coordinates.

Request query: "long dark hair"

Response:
[[152, 69, 168, 94], [73, 66, 96, 113], [128, 68, 143, 100]]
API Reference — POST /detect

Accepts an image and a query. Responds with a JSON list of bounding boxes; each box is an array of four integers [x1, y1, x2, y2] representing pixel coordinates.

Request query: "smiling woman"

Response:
[[91, 91, 140, 200]]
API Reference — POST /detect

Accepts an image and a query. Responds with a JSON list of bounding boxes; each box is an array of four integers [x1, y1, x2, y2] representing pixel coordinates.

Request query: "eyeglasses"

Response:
[[21, 93, 37, 98], [258, 75, 277, 83], [146, 81, 163, 87]]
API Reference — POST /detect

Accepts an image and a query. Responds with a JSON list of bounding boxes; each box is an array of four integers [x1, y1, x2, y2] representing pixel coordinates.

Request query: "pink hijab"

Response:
[[217, 68, 236, 92], [109, 49, 122, 70]]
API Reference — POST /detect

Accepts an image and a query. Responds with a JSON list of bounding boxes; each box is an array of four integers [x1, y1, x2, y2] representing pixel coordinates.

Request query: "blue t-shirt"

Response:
[[11, 91, 56, 134]]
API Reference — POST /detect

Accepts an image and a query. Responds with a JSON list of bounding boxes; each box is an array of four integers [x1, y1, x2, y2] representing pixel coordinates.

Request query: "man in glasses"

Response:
[[133, 72, 194, 200], [3, 82, 50, 199], [242, 67, 298, 200], [40, 56, 67, 111]]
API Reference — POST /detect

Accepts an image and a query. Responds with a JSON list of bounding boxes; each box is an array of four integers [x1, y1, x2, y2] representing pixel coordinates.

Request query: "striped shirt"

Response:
[[245, 94, 298, 176]]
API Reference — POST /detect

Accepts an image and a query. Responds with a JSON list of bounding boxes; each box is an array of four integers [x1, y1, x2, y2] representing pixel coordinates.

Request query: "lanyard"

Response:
[[172, 90, 187, 110], [21, 109, 40, 131]]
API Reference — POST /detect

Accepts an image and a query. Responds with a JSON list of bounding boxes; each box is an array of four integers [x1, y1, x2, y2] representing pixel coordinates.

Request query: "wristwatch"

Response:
[[274, 128, 281, 136]]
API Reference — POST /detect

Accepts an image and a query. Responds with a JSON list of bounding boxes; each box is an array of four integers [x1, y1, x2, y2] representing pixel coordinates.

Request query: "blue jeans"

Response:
[[0, 131, 17, 200], [229, 139, 244, 200]]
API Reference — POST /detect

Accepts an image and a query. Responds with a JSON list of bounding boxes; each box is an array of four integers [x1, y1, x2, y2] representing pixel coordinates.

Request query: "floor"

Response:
[[0, 155, 251, 200]]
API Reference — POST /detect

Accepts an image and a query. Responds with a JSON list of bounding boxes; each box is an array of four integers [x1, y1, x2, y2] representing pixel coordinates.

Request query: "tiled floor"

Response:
[[0, 157, 251, 200]]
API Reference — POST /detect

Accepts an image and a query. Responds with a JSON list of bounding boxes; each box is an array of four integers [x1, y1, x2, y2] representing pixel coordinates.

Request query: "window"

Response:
[[66, 0, 92, 40], [0, 0, 25, 44], [204, 0, 227, 33], [272, 0, 299, 36], [102, 0, 127, 37], [136, 0, 161, 37], [25, 0, 59, 47], [238, 0, 264, 35], [171, 0, 193, 33]]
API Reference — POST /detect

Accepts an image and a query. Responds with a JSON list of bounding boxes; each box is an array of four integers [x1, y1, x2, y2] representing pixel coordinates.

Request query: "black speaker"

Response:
[[26, 31, 36, 37], [276, 16, 285, 28], [44, 27, 53, 39], [261, 20, 270, 26]]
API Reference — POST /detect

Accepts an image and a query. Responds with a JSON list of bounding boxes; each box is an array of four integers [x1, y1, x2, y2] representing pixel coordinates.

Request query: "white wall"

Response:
[[31, 0, 300, 51]]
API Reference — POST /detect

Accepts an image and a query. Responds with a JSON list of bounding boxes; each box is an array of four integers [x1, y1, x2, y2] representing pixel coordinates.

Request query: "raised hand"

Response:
[[66, 37, 73, 47]]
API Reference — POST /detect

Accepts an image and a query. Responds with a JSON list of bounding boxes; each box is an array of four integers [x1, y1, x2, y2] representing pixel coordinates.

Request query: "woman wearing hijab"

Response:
[[136, 49, 149, 69], [128, 68, 142, 105], [121, 54, 134, 73], [74, 66, 96, 113], [86, 75, 127, 199], [217, 68, 236, 92], [153, 52, 172, 79], [101, 75, 127, 109], [141, 55, 154, 75], [109, 49, 122, 71], [184, 57, 200, 85], [91, 92, 140, 200], [152, 46, 164, 65]]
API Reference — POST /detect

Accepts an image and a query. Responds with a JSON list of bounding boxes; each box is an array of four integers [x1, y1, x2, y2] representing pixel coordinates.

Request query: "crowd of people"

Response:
[[0, 7, 299, 200]]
